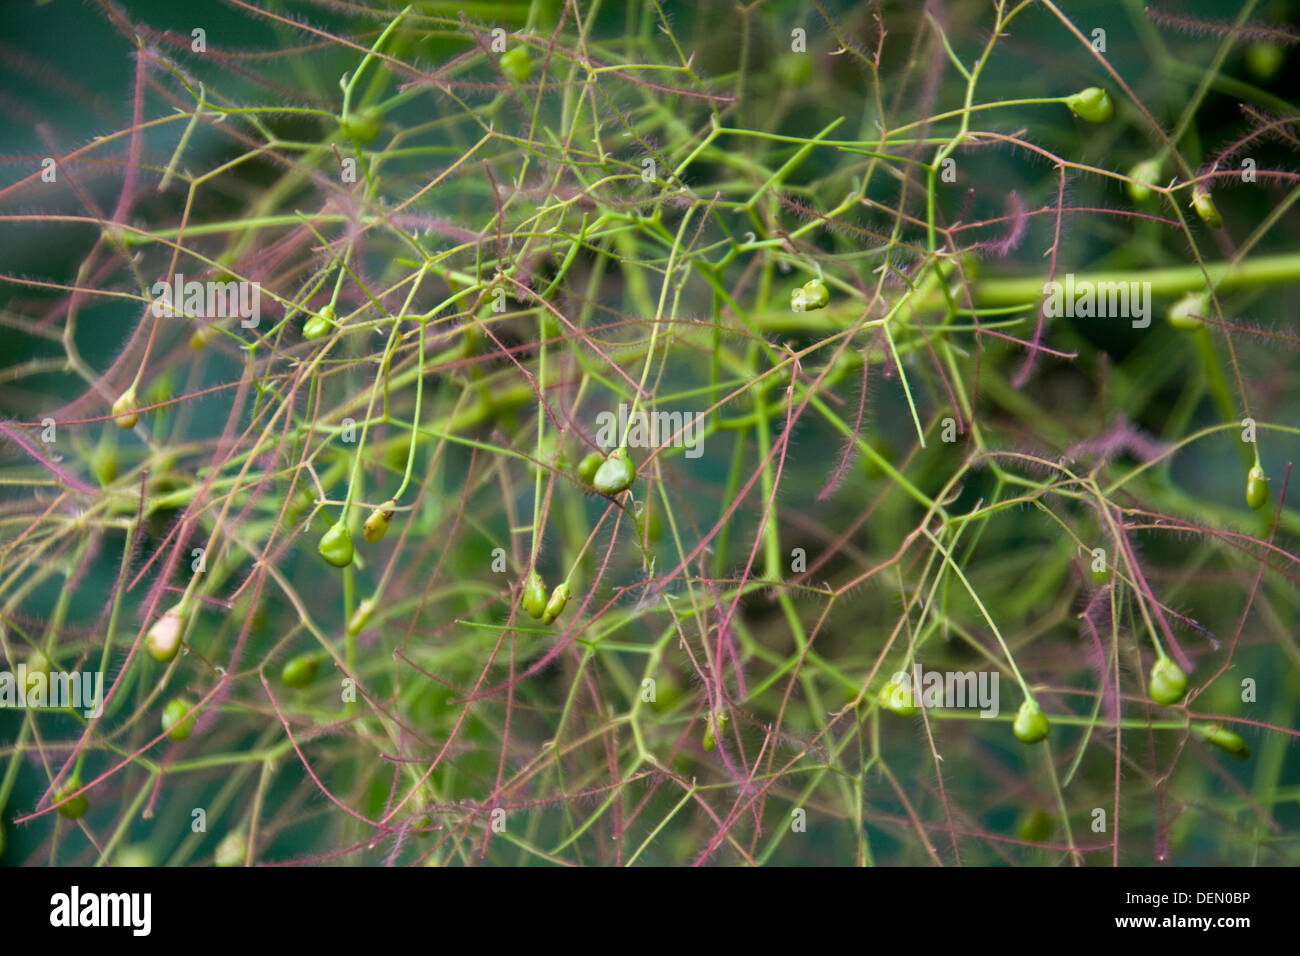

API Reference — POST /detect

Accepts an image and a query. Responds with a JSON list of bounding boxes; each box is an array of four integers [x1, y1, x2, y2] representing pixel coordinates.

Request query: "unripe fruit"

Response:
[[161, 697, 197, 741], [1167, 291, 1207, 331], [1191, 185, 1222, 229], [500, 46, 532, 83], [112, 390, 139, 429], [347, 597, 376, 636], [774, 52, 813, 87], [1126, 158, 1161, 203], [1246, 465, 1269, 511], [1017, 807, 1055, 843], [541, 582, 570, 625], [90, 443, 118, 486], [791, 278, 830, 312], [54, 776, 89, 820], [1066, 87, 1114, 123], [339, 108, 382, 145], [593, 447, 636, 495], [1013, 699, 1049, 744], [318, 522, 354, 568], [1197, 723, 1251, 760], [27, 648, 51, 678], [1246, 42, 1284, 82], [649, 677, 682, 715], [304, 304, 334, 340], [214, 830, 246, 867], [702, 708, 727, 752], [363, 500, 395, 543], [189, 325, 213, 350], [877, 674, 919, 717], [523, 571, 547, 619], [577, 452, 603, 485], [1089, 561, 1110, 586], [146, 603, 186, 663], [281, 652, 321, 688], [1148, 657, 1188, 706], [803, 279, 830, 310]]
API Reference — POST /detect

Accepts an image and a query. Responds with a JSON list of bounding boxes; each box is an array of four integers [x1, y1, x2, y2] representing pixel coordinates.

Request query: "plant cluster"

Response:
[[0, 0, 1297, 866]]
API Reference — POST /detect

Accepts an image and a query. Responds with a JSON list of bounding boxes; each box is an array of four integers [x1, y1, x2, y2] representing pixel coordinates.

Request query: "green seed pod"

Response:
[[363, 500, 395, 543], [702, 708, 727, 752], [800, 278, 830, 310], [1013, 699, 1050, 744], [592, 447, 636, 495], [27, 648, 51, 679], [1066, 87, 1114, 123], [347, 597, 376, 636], [281, 652, 322, 688], [90, 442, 117, 486], [189, 325, 213, 350], [877, 674, 919, 717], [339, 108, 382, 145], [54, 776, 89, 820], [1197, 723, 1251, 760], [1191, 185, 1222, 229], [577, 452, 603, 485], [1148, 657, 1188, 706], [318, 522, 354, 568], [541, 582, 571, 625], [1126, 158, 1161, 204], [1089, 561, 1110, 586], [523, 571, 547, 620], [1017, 807, 1055, 844], [1167, 291, 1207, 331], [790, 278, 830, 312], [774, 52, 813, 87], [648, 676, 682, 714], [146, 603, 186, 663], [304, 304, 334, 340], [214, 830, 247, 867], [500, 45, 532, 83], [1246, 465, 1269, 511], [112, 389, 139, 429], [161, 697, 197, 742], [1246, 41, 1284, 82]]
